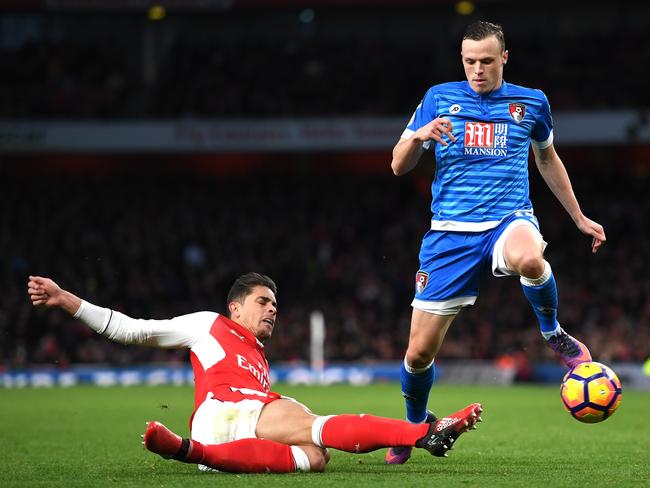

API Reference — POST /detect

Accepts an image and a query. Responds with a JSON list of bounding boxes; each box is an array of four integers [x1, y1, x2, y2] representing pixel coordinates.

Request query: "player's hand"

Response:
[[414, 118, 457, 146], [575, 216, 606, 253], [28, 276, 64, 308]]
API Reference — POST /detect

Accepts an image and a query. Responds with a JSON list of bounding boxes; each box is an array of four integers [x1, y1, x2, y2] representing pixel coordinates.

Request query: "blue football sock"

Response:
[[520, 261, 559, 337], [400, 358, 435, 423]]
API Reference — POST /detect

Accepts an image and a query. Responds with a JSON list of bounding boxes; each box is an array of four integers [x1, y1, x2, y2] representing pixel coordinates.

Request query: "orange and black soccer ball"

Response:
[[560, 361, 622, 423]]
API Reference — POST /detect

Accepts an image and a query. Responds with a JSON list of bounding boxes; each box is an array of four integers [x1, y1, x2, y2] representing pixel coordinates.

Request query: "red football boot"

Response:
[[415, 403, 483, 457], [143, 421, 187, 460]]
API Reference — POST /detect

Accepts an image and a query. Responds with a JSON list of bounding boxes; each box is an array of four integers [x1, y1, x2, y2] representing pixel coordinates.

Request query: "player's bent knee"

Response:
[[405, 349, 435, 369], [506, 247, 543, 277], [516, 253, 545, 278], [296, 445, 329, 472]]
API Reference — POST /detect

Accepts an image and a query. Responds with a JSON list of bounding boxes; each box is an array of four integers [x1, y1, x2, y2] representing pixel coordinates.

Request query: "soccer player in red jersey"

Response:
[[28, 273, 482, 474]]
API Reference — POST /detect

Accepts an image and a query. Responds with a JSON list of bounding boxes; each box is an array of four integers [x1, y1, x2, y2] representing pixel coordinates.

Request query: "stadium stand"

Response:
[[1, 2, 648, 378]]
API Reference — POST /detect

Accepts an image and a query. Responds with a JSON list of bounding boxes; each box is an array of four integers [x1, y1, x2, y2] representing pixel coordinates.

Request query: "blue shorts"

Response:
[[413, 212, 541, 313]]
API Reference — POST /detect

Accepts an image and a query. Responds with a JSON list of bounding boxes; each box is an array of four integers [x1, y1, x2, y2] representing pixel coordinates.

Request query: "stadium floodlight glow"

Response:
[[455, 1, 475, 16], [299, 9, 315, 24], [148, 5, 166, 21]]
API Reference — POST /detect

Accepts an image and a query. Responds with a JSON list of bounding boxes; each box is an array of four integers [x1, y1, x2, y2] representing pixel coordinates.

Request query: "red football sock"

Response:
[[320, 414, 429, 453], [190, 438, 297, 473]]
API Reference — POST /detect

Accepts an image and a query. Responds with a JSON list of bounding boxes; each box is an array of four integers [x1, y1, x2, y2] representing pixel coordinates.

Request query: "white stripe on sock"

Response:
[[311, 415, 333, 448], [541, 323, 563, 340], [520, 261, 552, 287], [403, 357, 435, 374], [290, 446, 311, 472]]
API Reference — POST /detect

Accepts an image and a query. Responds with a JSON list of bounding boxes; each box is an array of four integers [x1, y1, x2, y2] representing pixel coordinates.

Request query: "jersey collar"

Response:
[[464, 80, 508, 98], [222, 315, 265, 349]]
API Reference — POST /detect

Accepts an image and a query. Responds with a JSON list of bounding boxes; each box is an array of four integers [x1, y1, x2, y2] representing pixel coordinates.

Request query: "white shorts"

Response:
[[191, 392, 265, 446], [491, 218, 547, 277], [191, 392, 312, 473]]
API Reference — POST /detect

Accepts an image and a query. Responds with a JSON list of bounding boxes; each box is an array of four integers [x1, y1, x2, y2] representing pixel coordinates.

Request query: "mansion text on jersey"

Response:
[[464, 122, 508, 157], [464, 147, 508, 156]]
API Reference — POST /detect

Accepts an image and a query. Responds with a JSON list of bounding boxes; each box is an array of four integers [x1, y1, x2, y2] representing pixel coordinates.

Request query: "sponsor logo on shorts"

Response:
[[509, 102, 526, 123], [416, 271, 429, 295], [464, 122, 508, 157]]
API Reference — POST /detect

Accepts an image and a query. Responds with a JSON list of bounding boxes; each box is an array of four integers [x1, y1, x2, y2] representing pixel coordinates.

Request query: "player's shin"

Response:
[[200, 438, 301, 473], [314, 414, 429, 453], [400, 357, 435, 423], [520, 261, 558, 336]]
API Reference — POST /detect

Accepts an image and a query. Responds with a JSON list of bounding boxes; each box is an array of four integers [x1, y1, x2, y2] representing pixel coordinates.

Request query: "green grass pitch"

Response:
[[1, 383, 648, 487]]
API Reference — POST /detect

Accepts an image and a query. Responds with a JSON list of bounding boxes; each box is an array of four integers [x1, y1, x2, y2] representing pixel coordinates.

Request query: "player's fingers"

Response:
[[435, 119, 456, 143], [439, 122, 456, 142], [444, 129, 457, 143], [27, 283, 44, 293], [431, 127, 453, 146], [29, 275, 44, 284], [432, 134, 449, 146], [592, 237, 603, 253]]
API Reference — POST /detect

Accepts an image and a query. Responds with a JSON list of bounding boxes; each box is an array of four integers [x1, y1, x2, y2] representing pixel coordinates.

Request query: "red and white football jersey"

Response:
[[189, 314, 274, 409], [95, 308, 277, 412]]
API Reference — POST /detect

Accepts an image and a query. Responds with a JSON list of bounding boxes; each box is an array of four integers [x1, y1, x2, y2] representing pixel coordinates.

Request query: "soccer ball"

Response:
[[560, 361, 622, 423]]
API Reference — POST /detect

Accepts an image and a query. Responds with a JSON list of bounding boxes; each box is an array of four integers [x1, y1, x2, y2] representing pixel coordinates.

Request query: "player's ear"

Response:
[[228, 301, 239, 317], [502, 50, 509, 64]]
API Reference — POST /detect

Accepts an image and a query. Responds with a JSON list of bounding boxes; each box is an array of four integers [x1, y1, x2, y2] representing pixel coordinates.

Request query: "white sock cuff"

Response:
[[541, 323, 563, 339], [403, 357, 435, 374], [520, 261, 552, 287], [290, 446, 311, 473], [311, 415, 333, 448]]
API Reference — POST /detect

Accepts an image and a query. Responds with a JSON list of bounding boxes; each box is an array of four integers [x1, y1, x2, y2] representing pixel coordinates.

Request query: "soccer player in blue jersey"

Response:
[[385, 20, 606, 465]]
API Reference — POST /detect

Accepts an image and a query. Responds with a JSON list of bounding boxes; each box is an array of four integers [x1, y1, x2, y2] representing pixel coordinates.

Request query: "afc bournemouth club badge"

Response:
[[508, 103, 526, 123], [416, 271, 429, 295]]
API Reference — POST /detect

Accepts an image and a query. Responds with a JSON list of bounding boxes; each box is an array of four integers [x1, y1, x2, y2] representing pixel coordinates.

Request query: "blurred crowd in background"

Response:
[[1, 1, 649, 377], [1, 3, 649, 119], [2, 158, 648, 376]]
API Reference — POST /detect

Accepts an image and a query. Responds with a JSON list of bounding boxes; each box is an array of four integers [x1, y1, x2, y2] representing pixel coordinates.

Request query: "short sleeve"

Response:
[[531, 90, 554, 149], [401, 87, 438, 146]]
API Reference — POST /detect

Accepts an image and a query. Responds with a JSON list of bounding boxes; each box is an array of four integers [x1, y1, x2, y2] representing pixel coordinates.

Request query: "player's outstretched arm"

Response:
[[391, 118, 456, 176], [28, 275, 82, 315], [532, 144, 606, 253], [28, 275, 211, 348]]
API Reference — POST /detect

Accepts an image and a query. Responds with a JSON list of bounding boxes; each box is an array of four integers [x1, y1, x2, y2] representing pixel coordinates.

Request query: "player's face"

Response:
[[230, 286, 277, 342], [461, 36, 508, 95]]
